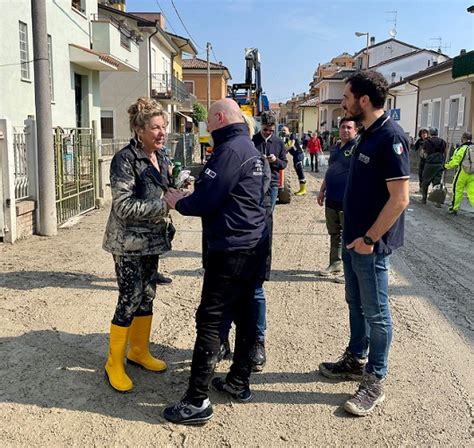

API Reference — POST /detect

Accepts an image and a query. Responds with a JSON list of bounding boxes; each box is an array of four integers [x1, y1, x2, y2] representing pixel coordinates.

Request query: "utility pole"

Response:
[[206, 42, 211, 111], [31, 0, 57, 235]]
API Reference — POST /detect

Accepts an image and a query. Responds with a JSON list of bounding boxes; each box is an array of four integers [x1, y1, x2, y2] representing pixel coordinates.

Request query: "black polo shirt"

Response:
[[252, 132, 287, 188], [343, 114, 410, 254]]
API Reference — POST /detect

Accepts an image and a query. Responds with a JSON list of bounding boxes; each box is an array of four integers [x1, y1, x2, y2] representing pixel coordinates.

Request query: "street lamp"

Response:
[[355, 31, 370, 69]]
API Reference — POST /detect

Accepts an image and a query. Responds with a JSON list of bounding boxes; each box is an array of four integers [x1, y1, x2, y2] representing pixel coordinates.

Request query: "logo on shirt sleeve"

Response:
[[204, 168, 217, 179], [393, 143, 404, 155]]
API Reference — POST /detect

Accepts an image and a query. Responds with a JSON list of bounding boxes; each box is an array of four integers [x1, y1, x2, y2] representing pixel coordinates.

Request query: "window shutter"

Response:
[[427, 102, 433, 127], [457, 96, 465, 127], [444, 99, 450, 127]]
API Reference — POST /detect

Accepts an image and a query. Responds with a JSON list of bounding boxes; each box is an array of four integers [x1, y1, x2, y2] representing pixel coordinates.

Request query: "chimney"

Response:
[[158, 13, 166, 29], [370, 36, 375, 46]]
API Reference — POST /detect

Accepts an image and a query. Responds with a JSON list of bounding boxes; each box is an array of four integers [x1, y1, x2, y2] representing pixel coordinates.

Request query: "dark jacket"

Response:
[[252, 132, 287, 187], [103, 139, 174, 255], [176, 123, 267, 251], [424, 136, 446, 156]]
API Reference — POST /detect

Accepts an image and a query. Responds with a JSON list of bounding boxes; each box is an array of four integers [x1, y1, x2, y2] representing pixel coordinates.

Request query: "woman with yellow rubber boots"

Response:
[[102, 97, 175, 392]]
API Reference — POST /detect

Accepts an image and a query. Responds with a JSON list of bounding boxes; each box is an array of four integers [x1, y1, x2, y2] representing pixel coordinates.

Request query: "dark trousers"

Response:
[[186, 240, 268, 403], [421, 163, 443, 200], [293, 155, 306, 182], [310, 154, 319, 172], [325, 206, 344, 265], [112, 254, 159, 326], [418, 157, 426, 188]]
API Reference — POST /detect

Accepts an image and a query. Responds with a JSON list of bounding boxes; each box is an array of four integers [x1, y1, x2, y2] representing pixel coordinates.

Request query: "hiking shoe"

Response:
[[250, 340, 266, 372], [448, 208, 458, 215], [153, 272, 172, 284], [344, 373, 385, 416], [319, 350, 366, 380], [333, 274, 345, 284], [217, 339, 232, 362], [318, 262, 342, 277], [163, 398, 213, 425], [211, 377, 253, 403]]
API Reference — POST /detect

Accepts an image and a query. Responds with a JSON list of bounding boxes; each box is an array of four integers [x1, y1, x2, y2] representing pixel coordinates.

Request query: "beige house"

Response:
[[298, 97, 319, 137], [182, 57, 232, 108]]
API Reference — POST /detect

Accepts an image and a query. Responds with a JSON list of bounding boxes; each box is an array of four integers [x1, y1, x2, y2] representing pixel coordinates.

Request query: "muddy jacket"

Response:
[[103, 139, 175, 256]]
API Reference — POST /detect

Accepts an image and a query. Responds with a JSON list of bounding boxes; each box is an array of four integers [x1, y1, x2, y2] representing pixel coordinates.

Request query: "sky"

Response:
[[128, 0, 474, 102]]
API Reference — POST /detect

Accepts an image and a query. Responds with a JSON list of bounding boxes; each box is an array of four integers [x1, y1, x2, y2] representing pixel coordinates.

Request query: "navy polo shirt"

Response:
[[325, 138, 357, 205], [343, 114, 410, 254]]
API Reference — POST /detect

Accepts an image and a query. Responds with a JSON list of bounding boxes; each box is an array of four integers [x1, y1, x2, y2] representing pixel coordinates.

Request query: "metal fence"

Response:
[[54, 127, 97, 225], [98, 138, 129, 157], [13, 127, 30, 200]]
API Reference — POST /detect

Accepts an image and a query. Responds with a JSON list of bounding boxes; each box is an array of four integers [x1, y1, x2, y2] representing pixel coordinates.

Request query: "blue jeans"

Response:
[[342, 247, 392, 378], [219, 280, 266, 343], [270, 186, 279, 211]]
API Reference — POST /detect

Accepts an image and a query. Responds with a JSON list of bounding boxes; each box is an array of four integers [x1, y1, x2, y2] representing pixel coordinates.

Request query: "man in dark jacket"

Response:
[[252, 111, 287, 209], [163, 99, 268, 425], [420, 127, 447, 204]]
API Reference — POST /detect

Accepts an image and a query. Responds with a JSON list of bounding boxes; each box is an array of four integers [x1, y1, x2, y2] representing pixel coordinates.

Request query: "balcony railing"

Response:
[[151, 73, 188, 103]]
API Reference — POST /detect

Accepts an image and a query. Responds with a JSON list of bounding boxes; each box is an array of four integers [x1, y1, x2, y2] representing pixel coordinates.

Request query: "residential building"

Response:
[[182, 57, 232, 108], [309, 53, 354, 96], [98, 4, 197, 139], [298, 97, 319, 137], [0, 0, 139, 130]]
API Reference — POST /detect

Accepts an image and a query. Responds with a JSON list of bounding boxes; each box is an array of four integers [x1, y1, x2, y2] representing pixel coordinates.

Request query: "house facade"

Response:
[[182, 57, 232, 107], [0, 0, 139, 131], [98, 5, 197, 139]]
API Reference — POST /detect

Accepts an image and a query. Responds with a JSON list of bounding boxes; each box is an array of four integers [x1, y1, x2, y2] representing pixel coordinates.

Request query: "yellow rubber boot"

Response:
[[105, 324, 133, 392], [127, 315, 167, 372], [295, 182, 307, 196]]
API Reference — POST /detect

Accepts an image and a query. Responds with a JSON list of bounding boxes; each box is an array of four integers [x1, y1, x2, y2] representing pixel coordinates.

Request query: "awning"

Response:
[[176, 111, 193, 123], [69, 43, 119, 71]]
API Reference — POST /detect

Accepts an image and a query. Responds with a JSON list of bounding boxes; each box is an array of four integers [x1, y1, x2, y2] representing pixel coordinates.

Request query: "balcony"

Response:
[[91, 17, 139, 71], [151, 73, 189, 103]]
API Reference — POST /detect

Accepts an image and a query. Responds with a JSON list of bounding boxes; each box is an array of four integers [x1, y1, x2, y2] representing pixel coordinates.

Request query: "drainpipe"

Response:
[[407, 80, 420, 133], [387, 91, 397, 109], [148, 23, 159, 97]]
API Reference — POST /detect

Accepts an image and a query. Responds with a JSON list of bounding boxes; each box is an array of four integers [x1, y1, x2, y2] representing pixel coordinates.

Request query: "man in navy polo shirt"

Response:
[[162, 99, 268, 425], [317, 118, 358, 279], [319, 71, 410, 416]]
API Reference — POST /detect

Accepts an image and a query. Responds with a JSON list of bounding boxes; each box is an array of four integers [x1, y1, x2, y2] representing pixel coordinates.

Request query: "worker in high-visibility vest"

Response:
[[444, 131, 474, 215]]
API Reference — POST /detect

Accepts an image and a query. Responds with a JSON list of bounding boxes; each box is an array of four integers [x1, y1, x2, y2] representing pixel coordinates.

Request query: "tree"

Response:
[[192, 103, 207, 124]]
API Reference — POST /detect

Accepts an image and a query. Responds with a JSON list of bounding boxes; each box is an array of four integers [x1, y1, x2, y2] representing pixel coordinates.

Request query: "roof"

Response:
[[370, 48, 450, 68], [402, 58, 453, 83], [182, 57, 229, 70], [319, 99, 341, 105], [98, 4, 156, 26], [165, 31, 197, 56], [300, 97, 319, 107], [354, 38, 420, 57]]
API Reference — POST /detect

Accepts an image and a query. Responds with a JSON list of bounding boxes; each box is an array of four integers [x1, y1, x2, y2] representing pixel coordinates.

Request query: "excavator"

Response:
[[229, 48, 291, 203]]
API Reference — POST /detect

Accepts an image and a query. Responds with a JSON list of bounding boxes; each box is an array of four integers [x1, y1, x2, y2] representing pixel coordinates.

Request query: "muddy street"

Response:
[[0, 173, 472, 446]]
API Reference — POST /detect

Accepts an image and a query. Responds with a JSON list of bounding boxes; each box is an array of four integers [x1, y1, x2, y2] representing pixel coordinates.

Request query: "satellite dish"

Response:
[[389, 28, 397, 38]]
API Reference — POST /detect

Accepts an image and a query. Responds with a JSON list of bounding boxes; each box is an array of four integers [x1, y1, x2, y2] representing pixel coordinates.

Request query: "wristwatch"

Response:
[[363, 235, 375, 246]]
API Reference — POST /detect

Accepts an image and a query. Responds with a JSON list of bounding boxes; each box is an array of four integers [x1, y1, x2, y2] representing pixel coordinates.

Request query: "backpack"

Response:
[[461, 144, 474, 174]]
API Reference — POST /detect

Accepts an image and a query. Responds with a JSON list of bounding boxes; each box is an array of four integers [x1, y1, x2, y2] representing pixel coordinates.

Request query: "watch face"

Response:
[[363, 236, 374, 245]]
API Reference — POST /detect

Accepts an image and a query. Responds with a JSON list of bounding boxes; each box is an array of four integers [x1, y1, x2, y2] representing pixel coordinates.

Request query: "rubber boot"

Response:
[[126, 315, 167, 372], [105, 324, 133, 392], [295, 182, 307, 196]]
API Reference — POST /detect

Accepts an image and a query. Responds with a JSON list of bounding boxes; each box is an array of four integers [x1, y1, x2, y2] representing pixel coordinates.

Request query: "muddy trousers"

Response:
[[325, 206, 344, 265], [112, 254, 159, 327], [421, 162, 443, 201], [185, 241, 268, 405], [418, 157, 426, 188], [450, 169, 474, 211]]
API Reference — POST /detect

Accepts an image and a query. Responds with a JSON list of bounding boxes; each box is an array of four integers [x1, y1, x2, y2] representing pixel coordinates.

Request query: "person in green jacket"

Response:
[[444, 132, 474, 214]]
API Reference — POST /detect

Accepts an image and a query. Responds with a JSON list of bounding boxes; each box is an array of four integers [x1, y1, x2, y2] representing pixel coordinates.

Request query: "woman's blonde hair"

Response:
[[242, 114, 256, 138], [127, 97, 168, 135]]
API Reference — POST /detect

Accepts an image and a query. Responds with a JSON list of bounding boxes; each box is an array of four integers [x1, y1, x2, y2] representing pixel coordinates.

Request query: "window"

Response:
[[101, 111, 114, 139], [444, 95, 465, 130], [19, 21, 29, 80], [448, 98, 460, 129], [431, 99, 441, 131], [71, 0, 85, 13], [120, 31, 131, 51], [420, 101, 430, 128], [184, 81, 194, 94], [48, 35, 54, 101]]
